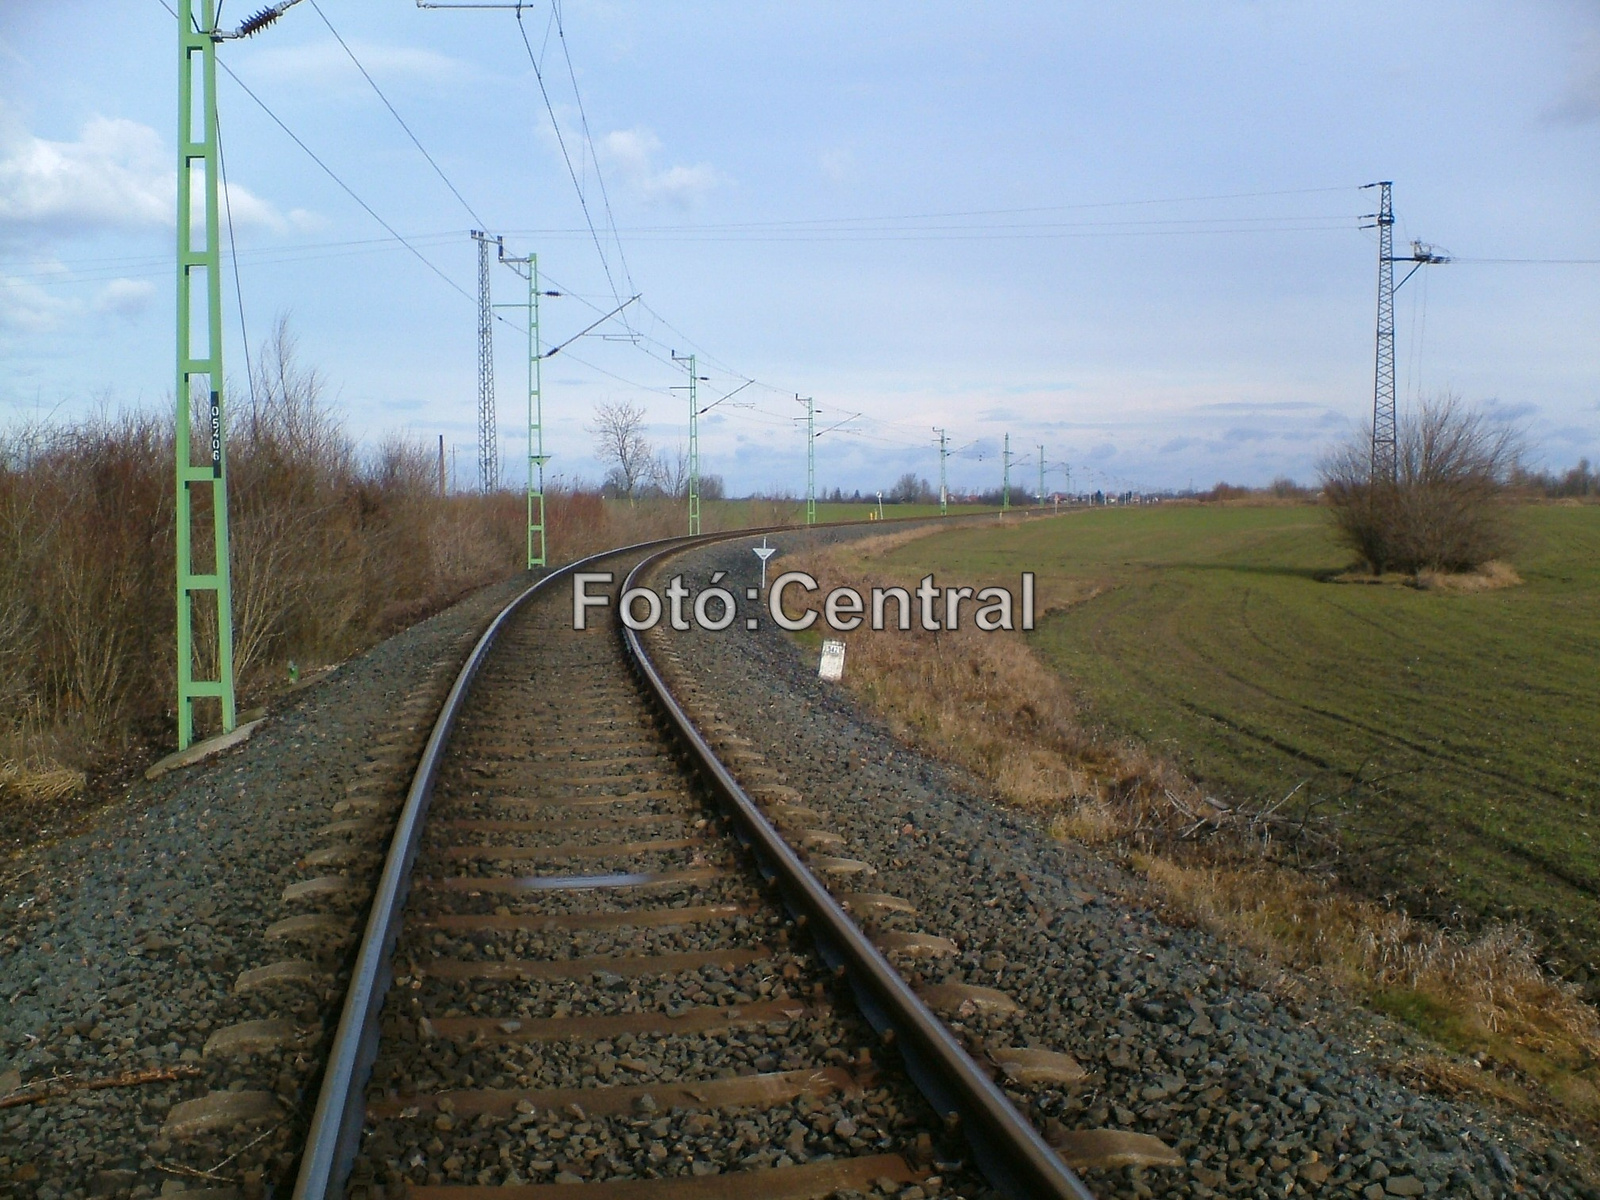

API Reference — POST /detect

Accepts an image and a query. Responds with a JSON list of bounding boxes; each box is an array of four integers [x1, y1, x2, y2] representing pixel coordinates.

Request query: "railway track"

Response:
[[290, 535, 1095, 1200]]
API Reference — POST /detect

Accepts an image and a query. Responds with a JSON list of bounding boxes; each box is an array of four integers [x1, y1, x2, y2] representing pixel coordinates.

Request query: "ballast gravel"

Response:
[[0, 575, 533, 1200], [647, 529, 1600, 1200], [350, 569, 992, 1197]]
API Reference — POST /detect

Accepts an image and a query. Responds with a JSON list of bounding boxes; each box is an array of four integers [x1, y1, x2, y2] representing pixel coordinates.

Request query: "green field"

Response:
[[707, 499, 1000, 524], [868, 503, 1600, 986], [600, 498, 1000, 530]]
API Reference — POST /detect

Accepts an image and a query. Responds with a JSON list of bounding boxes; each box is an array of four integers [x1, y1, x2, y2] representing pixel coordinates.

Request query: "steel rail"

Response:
[[292, 533, 710, 1198], [621, 545, 1097, 1200], [291, 509, 1074, 1198]]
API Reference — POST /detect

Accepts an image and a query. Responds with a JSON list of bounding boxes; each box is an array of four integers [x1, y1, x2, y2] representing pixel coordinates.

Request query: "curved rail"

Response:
[[620, 543, 1096, 1200], [292, 512, 1084, 1199], [291, 534, 705, 1198]]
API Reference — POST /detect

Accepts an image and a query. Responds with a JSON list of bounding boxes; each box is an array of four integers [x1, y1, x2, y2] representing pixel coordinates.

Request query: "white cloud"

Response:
[[92, 278, 156, 319], [245, 39, 465, 90], [600, 128, 720, 207], [0, 107, 305, 237], [0, 114, 170, 230], [0, 273, 69, 333]]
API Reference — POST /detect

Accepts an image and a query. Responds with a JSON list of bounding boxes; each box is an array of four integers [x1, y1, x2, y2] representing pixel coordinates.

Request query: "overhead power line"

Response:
[[513, 5, 628, 319], [214, 109, 256, 407], [211, 53, 476, 304], [1450, 258, 1600, 265], [551, 0, 637, 312], [489, 218, 1364, 244], [307, 0, 490, 230], [150, 0, 779, 442]]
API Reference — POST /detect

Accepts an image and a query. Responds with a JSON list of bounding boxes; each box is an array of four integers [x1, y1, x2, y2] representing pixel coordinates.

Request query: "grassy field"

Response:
[[596, 497, 997, 534], [867, 503, 1600, 988], [692, 499, 1001, 526]]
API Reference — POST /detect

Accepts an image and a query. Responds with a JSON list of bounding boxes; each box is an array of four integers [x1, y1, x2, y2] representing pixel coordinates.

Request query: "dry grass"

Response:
[[1327, 560, 1523, 592], [0, 324, 733, 782], [793, 539, 1600, 1126], [1415, 560, 1523, 592], [0, 759, 85, 805]]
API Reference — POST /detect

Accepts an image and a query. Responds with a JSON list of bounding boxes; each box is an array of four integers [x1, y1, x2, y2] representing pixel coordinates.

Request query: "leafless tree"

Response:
[[1320, 392, 1522, 573], [651, 443, 690, 498], [887, 472, 934, 504], [588, 401, 653, 501]]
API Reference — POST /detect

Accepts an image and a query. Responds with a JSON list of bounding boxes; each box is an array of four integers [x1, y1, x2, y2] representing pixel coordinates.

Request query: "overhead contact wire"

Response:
[[308, 0, 491, 230], [212, 55, 476, 304], [215, 110, 256, 408], [552, 0, 638, 328], [514, 5, 628, 319]]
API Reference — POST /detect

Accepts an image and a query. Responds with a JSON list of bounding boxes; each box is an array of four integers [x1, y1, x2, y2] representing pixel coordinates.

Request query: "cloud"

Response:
[[1546, 30, 1600, 124], [0, 113, 170, 231], [0, 107, 304, 237], [1160, 436, 1198, 453], [93, 278, 156, 318], [1222, 425, 1275, 444], [1484, 398, 1539, 421], [600, 128, 720, 207], [1192, 399, 1322, 413], [0, 273, 68, 333], [819, 148, 852, 182], [0, 35, 31, 73], [244, 40, 466, 90]]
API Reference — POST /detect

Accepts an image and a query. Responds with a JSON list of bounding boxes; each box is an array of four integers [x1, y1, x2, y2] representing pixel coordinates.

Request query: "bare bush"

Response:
[[1512, 457, 1598, 499], [651, 443, 690, 498], [0, 322, 643, 770], [1320, 393, 1521, 573], [887, 472, 934, 504]]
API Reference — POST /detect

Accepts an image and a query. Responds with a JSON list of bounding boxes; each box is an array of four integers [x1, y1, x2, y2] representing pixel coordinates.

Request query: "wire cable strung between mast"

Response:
[[152, 0, 935, 460], [152, 0, 476, 306], [551, 0, 637, 324], [215, 61, 476, 304], [155, 0, 1267, 474], [307, 0, 490, 230], [513, 4, 628, 321], [1450, 258, 1600, 265], [215, 110, 256, 408]]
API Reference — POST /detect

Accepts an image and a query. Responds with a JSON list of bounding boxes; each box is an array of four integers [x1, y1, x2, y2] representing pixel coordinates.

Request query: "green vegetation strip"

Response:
[[872, 504, 1600, 988]]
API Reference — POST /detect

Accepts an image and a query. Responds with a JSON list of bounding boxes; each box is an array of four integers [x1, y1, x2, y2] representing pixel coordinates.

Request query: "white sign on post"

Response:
[[753, 537, 776, 590], [819, 638, 846, 681]]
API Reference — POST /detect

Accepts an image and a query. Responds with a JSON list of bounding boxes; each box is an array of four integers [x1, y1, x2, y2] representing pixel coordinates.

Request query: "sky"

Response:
[[1, 1, 1597, 497]]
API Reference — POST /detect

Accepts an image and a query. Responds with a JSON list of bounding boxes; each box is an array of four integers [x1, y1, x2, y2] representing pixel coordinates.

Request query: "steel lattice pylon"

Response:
[[472, 231, 501, 493], [1362, 182, 1449, 485], [499, 251, 549, 567], [1370, 182, 1397, 485]]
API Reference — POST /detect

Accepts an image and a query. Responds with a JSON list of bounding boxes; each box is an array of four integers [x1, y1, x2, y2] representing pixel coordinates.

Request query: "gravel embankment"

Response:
[[0, 575, 532, 1200], [647, 529, 1599, 1200]]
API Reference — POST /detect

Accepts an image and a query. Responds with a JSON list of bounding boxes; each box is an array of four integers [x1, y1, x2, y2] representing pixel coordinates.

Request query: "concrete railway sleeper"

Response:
[[289, 533, 1098, 1200]]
